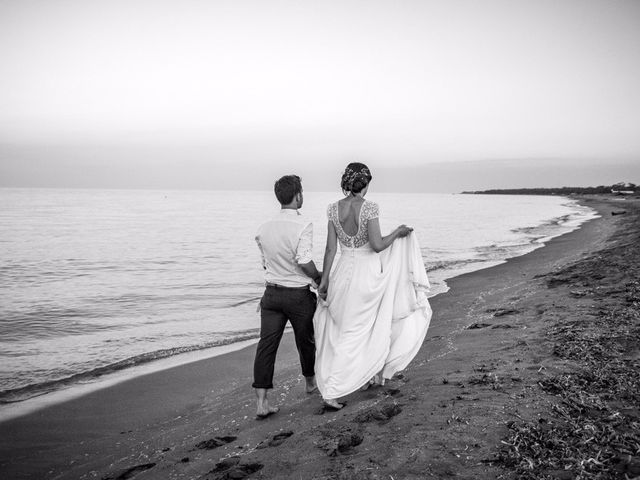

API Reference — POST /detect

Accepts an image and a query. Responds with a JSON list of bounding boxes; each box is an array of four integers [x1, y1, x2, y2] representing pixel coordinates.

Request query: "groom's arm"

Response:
[[296, 223, 321, 284], [299, 261, 321, 285], [255, 235, 266, 270]]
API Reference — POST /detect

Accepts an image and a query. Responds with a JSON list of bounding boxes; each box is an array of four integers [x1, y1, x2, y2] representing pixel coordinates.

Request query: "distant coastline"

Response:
[[462, 182, 638, 196]]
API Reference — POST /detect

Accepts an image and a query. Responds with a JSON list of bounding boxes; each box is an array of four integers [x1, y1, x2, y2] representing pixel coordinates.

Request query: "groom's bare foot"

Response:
[[255, 388, 279, 419], [305, 376, 318, 394], [256, 405, 280, 419]]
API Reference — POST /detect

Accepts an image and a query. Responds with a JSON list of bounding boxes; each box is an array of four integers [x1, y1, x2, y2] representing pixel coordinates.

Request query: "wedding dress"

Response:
[[313, 200, 432, 400]]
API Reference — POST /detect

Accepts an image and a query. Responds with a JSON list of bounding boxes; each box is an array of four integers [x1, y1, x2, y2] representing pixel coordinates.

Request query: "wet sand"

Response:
[[1, 195, 638, 480]]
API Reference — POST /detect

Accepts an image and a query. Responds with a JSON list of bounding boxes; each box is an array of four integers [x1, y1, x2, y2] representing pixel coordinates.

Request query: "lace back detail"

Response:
[[328, 200, 379, 249]]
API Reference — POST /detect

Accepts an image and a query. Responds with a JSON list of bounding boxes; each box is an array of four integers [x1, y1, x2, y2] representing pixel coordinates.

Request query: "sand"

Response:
[[0, 195, 638, 480]]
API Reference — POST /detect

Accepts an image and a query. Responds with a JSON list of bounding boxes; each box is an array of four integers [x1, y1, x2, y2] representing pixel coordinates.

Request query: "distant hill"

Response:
[[462, 182, 638, 196]]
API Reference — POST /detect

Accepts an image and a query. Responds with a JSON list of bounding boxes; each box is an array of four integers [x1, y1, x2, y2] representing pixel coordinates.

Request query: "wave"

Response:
[[474, 241, 534, 259], [510, 213, 573, 235], [424, 258, 485, 272], [510, 205, 597, 239], [0, 328, 261, 404], [431, 205, 599, 282]]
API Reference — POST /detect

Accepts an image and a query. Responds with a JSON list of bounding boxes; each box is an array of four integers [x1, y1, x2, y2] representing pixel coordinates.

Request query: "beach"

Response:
[[1, 195, 638, 480]]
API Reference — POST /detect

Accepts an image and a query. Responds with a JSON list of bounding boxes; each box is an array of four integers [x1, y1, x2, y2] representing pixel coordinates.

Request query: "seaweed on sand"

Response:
[[496, 223, 640, 479]]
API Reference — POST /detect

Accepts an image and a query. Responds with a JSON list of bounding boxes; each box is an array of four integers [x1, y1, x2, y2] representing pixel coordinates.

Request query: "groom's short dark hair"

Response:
[[274, 175, 302, 205]]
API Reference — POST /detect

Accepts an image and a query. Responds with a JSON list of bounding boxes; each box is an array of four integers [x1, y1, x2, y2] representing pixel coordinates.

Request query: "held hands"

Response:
[[318, 278, 329, 301], [395, 224, 413, 238]]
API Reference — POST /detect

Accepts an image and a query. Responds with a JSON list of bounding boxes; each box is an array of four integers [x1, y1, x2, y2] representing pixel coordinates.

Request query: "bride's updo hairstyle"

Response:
[[341, 162, 373, 196]]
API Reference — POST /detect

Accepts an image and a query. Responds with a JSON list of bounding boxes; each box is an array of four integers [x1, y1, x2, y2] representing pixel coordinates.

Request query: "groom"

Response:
[[253, 174, 321, 418]]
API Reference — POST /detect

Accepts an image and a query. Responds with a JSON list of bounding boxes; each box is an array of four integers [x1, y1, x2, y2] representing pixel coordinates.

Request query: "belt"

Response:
[[265, 282, 310, 290]]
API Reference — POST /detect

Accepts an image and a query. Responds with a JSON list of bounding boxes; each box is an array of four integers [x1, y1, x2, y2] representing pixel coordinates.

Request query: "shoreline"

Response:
[[0, 339, 260, 423], [1, 195, 633, 479], [0, 197, 597, 423]]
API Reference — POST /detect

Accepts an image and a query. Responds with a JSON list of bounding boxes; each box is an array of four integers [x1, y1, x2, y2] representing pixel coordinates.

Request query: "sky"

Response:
[[1, 0, 639, 192]]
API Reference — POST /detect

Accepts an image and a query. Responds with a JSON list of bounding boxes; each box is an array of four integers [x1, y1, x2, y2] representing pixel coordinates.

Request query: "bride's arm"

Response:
[[318, 221, 337, 299], [368, 218, 412, 253]]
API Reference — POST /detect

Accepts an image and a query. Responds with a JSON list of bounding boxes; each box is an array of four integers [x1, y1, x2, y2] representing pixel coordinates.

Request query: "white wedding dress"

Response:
[[313, 200, 432, 400]]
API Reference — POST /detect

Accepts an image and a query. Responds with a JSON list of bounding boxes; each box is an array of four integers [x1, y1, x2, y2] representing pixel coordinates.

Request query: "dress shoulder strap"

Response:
[[327, 202, 338, 223], [362, 200, 379, 220]]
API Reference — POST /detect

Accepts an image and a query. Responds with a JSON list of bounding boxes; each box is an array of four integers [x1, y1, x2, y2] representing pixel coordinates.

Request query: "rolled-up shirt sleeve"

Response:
[[295, 223, 313, 264]]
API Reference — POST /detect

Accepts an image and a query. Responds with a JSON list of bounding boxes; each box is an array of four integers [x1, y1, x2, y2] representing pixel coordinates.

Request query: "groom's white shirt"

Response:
[[256, 209, 313, 288]]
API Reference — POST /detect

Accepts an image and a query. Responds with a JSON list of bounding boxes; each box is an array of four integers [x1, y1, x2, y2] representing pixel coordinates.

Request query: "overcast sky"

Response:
[[1, 0, 639, 191]]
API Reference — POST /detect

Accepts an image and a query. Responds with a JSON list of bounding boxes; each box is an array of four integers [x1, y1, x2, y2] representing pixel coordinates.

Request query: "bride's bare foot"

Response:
[[323, 399, 344, 410], [305, 376, 318, 394], [361, 373, 386, 390], [360, 378, 374, 391]]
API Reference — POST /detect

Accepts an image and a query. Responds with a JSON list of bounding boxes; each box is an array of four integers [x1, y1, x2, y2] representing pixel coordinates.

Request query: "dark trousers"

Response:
[[252, 285, 317, 389]]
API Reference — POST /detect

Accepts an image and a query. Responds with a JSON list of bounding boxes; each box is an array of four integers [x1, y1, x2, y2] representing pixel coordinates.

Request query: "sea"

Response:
[[0, 188, 598, 420]]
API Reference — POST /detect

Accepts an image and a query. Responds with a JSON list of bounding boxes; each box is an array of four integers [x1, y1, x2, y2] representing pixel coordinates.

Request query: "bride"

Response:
[[314, 162, 433, 409]]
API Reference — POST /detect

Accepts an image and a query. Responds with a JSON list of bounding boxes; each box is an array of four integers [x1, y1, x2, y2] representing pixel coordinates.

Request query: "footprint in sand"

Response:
[[353, 401, 403, 423], [467, 322, 492, 329], [209, 457, 264, 479], [101, 462, 156, 480], [384, 387, 402, 396], [193, 435, 237, 451], [317, 426, 364, 456], [486, 308, 521, 317], [256, 430, 294, 449]]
